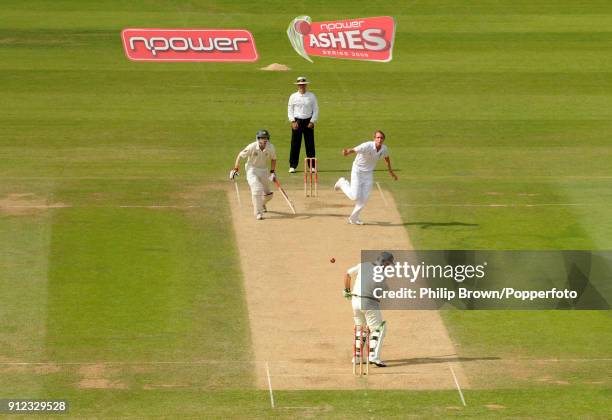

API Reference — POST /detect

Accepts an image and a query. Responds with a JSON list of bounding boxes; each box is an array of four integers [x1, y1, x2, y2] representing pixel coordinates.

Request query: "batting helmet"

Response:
[[376, 252, 394, 266], [256, 129, 270, 139]]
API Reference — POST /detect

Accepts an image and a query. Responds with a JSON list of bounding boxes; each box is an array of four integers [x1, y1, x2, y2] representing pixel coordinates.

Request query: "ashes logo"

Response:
[[287, 16, 396, 62], [121, 29, 258, 62]]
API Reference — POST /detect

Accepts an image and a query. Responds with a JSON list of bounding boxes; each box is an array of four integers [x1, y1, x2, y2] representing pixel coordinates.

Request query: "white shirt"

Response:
[[348, 262, 380, 299], [352, 141, 389, 172], [239, 141, 276, 170], [288, 91, 319, 122]]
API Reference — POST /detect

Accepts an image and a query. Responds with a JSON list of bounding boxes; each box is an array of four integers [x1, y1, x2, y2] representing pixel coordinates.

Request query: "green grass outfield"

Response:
[[1, 0, 611, 417]]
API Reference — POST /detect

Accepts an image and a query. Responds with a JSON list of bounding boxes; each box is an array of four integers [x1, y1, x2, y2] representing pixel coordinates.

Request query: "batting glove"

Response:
[[343, 288, 352, 300], [229, 168, 239, 180], [269, 170, 277, 182]]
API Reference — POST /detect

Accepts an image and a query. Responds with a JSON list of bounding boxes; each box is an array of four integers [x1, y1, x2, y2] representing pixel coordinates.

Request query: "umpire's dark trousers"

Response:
[[290, 117, 315, 169]]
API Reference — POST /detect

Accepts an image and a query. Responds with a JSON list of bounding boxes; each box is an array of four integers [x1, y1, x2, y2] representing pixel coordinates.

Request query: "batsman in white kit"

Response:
[[343, 252, 395, 367], [230, 129, 277, 220], [334, 130, 398, 225]]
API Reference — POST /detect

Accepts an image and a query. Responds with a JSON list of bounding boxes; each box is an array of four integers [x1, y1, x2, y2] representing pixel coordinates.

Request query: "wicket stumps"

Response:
[[352, 325, 370, 376], [304, 157, 318, 197]]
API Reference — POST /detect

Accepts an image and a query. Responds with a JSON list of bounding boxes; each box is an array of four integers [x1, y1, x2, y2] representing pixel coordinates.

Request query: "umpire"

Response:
[[287, 76, 319, 173]]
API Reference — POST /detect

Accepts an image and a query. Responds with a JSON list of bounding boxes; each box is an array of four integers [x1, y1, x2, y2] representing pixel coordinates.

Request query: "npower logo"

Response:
[[121, 28, 258, 62], [287, 16, 396, 63]]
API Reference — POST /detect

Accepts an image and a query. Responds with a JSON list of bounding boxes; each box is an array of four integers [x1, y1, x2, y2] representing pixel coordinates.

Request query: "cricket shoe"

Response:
[[256, 213, 264, 220], [311, 167, 317, 173], [369, 358, 386, 367], [348, 218, 364, 225], [334, 177, 344, 191], [288, 167, 296, 173]]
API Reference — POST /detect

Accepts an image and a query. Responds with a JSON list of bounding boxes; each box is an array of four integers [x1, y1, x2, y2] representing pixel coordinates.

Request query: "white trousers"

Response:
[[246, 168, 273, 216], [352, 297, 386, 361], [338, 167, 373, 221]]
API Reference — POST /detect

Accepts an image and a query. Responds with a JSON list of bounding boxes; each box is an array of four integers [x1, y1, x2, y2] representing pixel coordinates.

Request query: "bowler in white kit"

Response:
[[230, 129, 277, 220], [334, 130, 398, 225]]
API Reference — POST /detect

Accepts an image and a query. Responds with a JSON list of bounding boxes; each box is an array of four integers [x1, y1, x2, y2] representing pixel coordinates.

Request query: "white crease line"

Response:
[[1, 358, 610, 365], [3, 176, 612, 180], [0, 203, 594, 210], [519, 358, 612, 362], [0, 205, 199, 209], [118, 205, 200, 208], [280, 406, 326, 410], [448, 364, 466, 407], [266, 361, 275, 409], [376, 182, 389, 207], [397, 203, 585, 208], [1, 205, 71, 208], [256, 374, 429, 378]]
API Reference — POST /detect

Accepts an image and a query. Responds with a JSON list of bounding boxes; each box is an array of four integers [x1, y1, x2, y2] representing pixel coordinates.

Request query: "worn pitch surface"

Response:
[[230, 185, 467, 390]]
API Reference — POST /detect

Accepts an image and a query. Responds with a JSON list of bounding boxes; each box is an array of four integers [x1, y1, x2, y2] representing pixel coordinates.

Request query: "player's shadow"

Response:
[[315, 168, 401, 173], [371, 221, 479, 228], [385, 355, 499, 367], [265, 210, 347, 219]]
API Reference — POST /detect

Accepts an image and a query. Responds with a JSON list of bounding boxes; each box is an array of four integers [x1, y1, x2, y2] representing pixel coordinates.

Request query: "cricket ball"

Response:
[[294, 20, 312, 35], [330, 257, 336, 264]]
